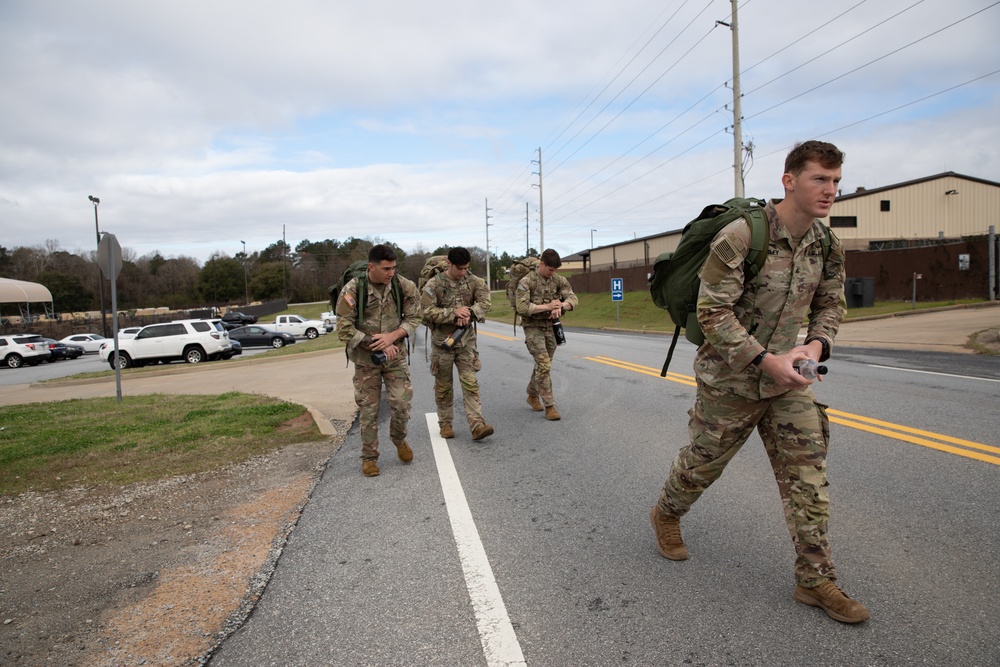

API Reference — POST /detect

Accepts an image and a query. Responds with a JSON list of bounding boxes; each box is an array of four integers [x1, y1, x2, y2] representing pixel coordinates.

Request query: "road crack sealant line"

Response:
[[585, 355, 999, 467]]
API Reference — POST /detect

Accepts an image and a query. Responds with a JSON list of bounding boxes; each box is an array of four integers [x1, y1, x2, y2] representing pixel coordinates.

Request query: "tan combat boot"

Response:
[[362, 460, 380, 477], [794, 581, 869, 624], [440, 424, 455, 439], [649, 505, 688, 560], [526, 395, 543, 412], [544, 405, 561, 421], [471, 422, 494, 441], [395, 441, 413, 463]]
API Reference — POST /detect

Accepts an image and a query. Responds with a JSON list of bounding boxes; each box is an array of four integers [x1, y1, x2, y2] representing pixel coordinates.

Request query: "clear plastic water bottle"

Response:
[[795, 359, 828, 380]]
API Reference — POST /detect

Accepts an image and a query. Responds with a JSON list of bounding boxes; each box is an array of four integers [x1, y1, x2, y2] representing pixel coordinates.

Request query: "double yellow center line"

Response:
[[587, 355, 1000, 466]]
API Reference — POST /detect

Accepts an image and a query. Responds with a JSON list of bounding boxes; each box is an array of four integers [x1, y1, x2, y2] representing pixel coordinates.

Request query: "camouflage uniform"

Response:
[[515, 269, 579, 407], [656, 199, 847, 587], [420, 271, 492, 431], [335, 274, 421, 461]]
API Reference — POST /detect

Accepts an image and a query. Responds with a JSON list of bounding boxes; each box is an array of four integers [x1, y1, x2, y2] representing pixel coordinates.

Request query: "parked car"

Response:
[[97, 327, 144, 362], [221, 311, 258, 328], [0, 334, 52, 367], [59, 333, 108, 354], [259, 314, 327, 339], [107, 319, 231, 369], [41, 338, 84, 361], [226, 339, 243, 358], [226, 325, 297, 349]]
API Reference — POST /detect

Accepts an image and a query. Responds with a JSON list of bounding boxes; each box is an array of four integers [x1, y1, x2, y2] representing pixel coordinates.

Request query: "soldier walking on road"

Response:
[[420, 247, 494, 441], [515, 248, 578, 421], [649, 141, 870, 623], [335, 244, 421, 477]]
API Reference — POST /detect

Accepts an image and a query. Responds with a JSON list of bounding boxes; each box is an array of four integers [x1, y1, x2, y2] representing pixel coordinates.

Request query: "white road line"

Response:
[[426, 413, 527, 667], [866, 363, 1000, 383]]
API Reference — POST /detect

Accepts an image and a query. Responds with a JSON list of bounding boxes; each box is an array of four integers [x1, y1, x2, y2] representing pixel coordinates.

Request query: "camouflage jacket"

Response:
[[515, 269, 579, 328], [420, 272, 491, 348], [695, 199, 847, 400], [335, 274, 421, 367]]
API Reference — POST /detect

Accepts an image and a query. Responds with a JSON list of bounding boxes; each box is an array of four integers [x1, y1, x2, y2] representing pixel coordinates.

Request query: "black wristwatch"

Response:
[[752, 350, 769, 367], [805, 337, 831, 362]]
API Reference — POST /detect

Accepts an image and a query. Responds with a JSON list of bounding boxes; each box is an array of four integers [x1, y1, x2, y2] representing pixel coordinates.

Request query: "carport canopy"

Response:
[[0, 278, 53, 303]]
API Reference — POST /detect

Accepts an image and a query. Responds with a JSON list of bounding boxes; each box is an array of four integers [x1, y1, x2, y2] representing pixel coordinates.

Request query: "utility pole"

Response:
[[485, 198, 493, 289], [525, 203, 529, 255], [282, 225, 288, 304], [88, 196, 109, 337], [533, 147, 544, 250], [718, 0, 744, 197]]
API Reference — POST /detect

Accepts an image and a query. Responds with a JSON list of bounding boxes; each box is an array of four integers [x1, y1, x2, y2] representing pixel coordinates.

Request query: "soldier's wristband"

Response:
[[805, 337, 831, 362], [752, 350, 769, 367]]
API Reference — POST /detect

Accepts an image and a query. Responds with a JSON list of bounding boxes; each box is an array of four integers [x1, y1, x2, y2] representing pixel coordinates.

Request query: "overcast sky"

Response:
[[2, 0, 998, 266]]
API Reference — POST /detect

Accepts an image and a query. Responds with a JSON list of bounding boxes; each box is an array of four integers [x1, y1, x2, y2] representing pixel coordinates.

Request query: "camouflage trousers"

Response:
[[430, 344, 484, 429], [657, 379, 835, 587], [523, 326, 558, 407], [352, 358, 413, 461]]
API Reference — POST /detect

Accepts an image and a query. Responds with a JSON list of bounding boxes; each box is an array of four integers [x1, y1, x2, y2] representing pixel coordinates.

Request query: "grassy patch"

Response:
[[0, 392, 321, 496], [486, 291, 990, 332]]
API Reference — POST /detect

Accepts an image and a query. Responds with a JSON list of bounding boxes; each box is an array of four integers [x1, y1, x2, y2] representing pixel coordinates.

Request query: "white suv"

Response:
[[107, 319, 231, 369], [1, 334, 53, 368]]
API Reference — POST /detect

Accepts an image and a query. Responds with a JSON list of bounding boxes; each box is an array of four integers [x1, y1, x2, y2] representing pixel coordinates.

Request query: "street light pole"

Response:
[[88, 195, 109, 337], [241, 240, 249, 305], [590, 229, 597, 272]]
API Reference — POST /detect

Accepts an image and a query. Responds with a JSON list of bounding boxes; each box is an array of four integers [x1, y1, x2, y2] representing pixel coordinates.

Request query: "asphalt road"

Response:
[[206, 317, 1000, 667]]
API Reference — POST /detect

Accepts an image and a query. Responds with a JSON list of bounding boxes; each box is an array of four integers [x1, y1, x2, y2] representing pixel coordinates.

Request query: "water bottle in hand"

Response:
[[795, 359, 828, 380]]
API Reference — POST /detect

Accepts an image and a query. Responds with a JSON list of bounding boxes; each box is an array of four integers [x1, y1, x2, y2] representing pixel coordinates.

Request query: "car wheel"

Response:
[[271, 337, 285, 348], [6, 354, 23, 368], [305, 328, 318, 339], [111, 353, 132, 369], [184, 347, 205, 364], [324, 318, 334, 326]]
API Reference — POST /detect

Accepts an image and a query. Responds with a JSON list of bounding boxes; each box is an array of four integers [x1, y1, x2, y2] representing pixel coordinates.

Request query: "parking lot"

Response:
[[0, 345, 273, 387]]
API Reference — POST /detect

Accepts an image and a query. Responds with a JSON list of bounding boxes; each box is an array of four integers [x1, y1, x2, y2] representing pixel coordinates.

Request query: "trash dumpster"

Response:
[[845, 277, 874, 308]]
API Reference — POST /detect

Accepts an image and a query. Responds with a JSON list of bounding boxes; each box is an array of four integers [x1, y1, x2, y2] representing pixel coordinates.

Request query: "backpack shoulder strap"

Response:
[[391, 275, 404, 320], [355, 274, 368, 323], [743, 204, 770, 278]]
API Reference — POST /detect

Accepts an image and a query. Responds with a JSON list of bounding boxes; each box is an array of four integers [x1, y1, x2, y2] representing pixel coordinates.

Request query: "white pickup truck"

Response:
[[259, 314, 328, 339]]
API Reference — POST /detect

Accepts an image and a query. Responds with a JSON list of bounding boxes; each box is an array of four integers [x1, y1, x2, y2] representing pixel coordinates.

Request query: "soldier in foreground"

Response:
[[335, 244, 421, 477], [420, 247, 494, 441], [514, 248, 578, 421], [649, 141, 869, 623]]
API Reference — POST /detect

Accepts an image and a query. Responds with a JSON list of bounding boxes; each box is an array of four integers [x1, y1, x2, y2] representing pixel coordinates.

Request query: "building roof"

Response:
[[0, 278, 53, 304], [835, 171, 1000, 202]]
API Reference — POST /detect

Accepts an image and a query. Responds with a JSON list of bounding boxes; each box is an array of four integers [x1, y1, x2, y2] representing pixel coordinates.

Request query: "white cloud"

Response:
[[1, 0, 998, 265]]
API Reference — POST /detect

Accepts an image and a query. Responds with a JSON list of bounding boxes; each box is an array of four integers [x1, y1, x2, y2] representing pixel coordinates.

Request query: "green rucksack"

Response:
[[505, 256, 540, 331], [649, 198, 770, 377], [329, 259, 402, 323]]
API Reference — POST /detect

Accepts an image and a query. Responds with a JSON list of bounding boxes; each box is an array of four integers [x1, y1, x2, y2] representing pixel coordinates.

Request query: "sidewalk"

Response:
[[833, 301, 1000, 354]]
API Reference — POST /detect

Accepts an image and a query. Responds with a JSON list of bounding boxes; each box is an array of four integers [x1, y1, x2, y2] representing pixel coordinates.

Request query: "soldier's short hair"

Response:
[[785, 141, 845, 175], [540, 248, 562, 269], [369, 244, 397, 264], [448, 247, 471, 266]]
